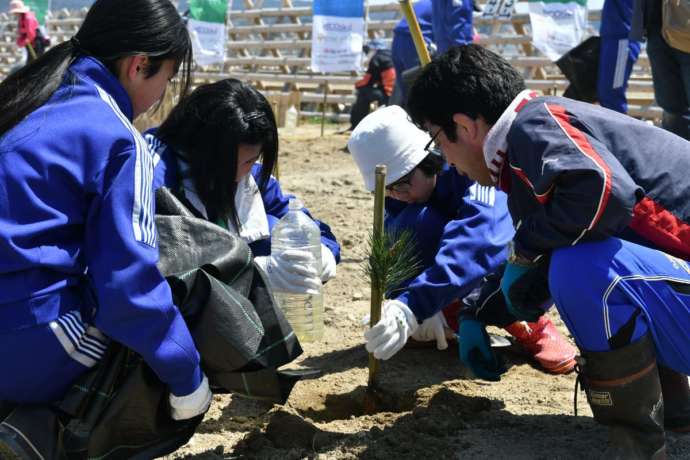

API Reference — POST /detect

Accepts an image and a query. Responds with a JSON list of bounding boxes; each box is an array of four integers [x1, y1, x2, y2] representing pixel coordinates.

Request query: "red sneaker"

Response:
[[504, 316, 576, 374]]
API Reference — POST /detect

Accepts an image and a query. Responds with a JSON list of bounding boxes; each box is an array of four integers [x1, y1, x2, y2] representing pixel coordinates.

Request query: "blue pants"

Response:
[[549, 237, 690, 375], [647, 26, 690, 140], [0, 289, 108, 403], [597, 0, 640, 113], [391, 33, 420, 105]]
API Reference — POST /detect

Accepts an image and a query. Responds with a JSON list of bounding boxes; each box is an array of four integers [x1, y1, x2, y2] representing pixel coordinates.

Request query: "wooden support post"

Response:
[[368, 165, 387, 389], [320, 83, 328, 137]]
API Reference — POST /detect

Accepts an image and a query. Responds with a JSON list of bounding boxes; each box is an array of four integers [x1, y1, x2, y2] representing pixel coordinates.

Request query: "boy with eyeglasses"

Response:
[[348, 105, 577, 377], [407, 43, 690, 458]]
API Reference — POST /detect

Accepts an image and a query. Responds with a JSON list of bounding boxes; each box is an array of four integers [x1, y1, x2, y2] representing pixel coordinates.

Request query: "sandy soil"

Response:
[[164, 124, 690, 460]]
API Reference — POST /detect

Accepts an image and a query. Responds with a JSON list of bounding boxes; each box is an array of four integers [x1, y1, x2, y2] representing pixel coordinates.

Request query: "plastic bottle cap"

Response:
[[288, 198, 303, 210]]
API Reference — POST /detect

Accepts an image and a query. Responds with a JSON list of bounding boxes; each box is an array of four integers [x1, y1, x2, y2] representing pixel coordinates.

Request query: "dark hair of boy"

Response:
[[156, 78, 279, 230], [0, 0, 193, 136], [407, 44, 526, 141]]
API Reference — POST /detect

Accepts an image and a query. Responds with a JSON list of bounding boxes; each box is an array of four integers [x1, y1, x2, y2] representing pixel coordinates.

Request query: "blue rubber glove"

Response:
[[457, 318, 505, 381], [501, 261, 547, 322]]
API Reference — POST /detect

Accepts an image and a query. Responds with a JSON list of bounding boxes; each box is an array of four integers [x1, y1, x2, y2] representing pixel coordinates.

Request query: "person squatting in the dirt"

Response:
[[0, 0, 212, 438], [348, 105, 577, 377], [407, 43, 690, 458], [147, 78, 340, 293]]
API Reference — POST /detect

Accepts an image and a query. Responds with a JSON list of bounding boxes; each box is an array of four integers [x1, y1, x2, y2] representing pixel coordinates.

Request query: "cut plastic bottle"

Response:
[[270, 198, 324, 342]]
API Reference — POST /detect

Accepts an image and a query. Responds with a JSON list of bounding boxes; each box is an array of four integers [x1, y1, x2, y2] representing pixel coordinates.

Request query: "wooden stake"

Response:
[[368, 164, 387, 389], [320, 83, 328, 137], [26, 43, 37, 61]]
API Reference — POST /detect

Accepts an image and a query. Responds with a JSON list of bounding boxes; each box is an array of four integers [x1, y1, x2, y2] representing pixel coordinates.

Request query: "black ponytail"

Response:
[[0, 0, 192, 136]]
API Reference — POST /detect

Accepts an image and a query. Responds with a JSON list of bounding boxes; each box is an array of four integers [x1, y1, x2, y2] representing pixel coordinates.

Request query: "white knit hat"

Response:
[[348, 105, 431, 192]]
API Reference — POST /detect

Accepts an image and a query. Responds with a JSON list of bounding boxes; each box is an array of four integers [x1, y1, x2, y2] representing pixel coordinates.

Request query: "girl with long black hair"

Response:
[[0, 0, 210, 422], [147, 79, 340, 293]]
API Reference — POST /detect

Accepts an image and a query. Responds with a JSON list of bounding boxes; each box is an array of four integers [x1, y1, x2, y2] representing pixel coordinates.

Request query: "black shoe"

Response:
[[0, 408, 60, 459], [0, 423, 38, 459]]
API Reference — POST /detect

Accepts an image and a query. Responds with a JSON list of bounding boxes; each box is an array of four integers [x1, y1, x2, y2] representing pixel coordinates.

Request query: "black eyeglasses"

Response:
[[424, 128, 442, 154], [386, 169, 415, 194]]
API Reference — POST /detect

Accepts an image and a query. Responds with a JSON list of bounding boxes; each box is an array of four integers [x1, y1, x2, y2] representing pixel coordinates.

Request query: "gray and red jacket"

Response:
[[494, 95, 690, 261]]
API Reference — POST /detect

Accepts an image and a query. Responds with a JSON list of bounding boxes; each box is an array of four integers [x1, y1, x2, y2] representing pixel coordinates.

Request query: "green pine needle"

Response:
[[363, 228, 423, 298]]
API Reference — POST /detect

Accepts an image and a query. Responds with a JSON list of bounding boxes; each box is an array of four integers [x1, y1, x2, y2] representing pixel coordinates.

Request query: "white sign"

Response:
[[528, 0, 588, 61], [188, 18, 226, 67], [311, 15, 365, 72], [187, 0, 230, 67]]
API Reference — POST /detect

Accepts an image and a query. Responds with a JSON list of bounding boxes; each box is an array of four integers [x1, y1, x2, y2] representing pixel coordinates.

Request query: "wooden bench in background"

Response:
[[0, 2, 660, 125]]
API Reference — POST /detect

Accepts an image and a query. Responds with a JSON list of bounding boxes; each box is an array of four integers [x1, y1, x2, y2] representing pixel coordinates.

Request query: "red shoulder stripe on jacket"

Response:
[[545, 103, 613, 236], [509, 164, 554, 204]]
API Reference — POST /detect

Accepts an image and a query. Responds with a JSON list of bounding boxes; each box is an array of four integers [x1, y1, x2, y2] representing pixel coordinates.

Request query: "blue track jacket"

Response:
[[148, 132, 341, 263], [0, 56, 202, 396], [387, 165, 514, 321]]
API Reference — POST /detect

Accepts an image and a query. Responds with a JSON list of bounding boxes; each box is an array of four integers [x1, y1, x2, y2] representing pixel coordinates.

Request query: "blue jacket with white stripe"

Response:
[[0, 56, 201, 397], [386, 165, 514, 321]]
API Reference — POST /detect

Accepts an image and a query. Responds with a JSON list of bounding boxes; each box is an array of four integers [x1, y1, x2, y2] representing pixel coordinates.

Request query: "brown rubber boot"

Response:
[[658, 365, 690, 433], [579, 334, 666, 460]]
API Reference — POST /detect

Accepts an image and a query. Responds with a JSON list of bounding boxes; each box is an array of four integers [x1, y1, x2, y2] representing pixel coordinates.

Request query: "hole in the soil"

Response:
[[297, 385, 416, 422]]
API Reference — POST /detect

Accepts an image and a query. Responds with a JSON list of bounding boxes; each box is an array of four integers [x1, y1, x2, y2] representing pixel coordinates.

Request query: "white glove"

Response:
[[364, 299, 419, 360], [254, 255, 270, 274], [170, 375, 212, 421], [320, 243, 337, 282], [264, 249, 322, 295], [410, 311, 449, 350]]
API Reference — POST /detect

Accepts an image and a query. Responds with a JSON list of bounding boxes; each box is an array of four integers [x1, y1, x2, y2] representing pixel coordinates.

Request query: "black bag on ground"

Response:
[[155, 187, 303, 401], [555, 36, 601, 103], [0, 188, 303, 460]]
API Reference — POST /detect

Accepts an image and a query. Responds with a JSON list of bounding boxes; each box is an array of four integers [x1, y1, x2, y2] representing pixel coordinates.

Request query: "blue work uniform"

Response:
[[392, 0, 434, 100], [147, 132, 341, 263], [598, 0, 641, 113], [385, 165, 514, 322], [497, 93, 690, 372], [0, 56, 201, 404], [431, 0, 474, 54], [550, 238, 690, 375]]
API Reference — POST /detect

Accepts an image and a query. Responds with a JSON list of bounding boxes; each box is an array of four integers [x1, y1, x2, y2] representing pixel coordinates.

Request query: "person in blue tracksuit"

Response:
[[391, 0, 435, 104], [408, 43, 690, 457], [348, 105, 577, 376], [431, 0, 474, 54], [148, 79, 340, 292], [598, 0, 641, 113], [0, 0, 212, 429]]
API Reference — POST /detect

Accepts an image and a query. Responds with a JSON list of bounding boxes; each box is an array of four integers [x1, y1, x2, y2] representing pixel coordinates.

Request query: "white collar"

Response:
[[178, 160, 270, 244], [482, 90, 539, 187]]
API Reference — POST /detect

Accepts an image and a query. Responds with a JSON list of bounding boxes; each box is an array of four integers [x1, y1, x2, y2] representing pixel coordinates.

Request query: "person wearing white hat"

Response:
[[348, 105, 577, 378]]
